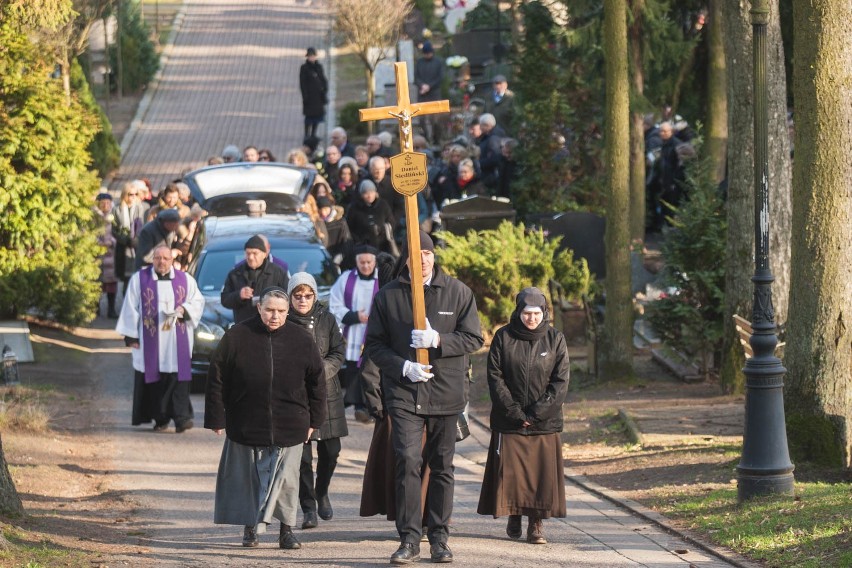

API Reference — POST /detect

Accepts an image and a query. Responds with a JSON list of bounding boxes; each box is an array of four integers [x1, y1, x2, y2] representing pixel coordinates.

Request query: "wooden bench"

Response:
[[733, 314, 785, 359]]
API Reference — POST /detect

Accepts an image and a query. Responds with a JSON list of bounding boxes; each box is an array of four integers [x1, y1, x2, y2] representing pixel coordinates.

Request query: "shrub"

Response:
[[109, 1, 159, 95], [339, 101, 368, 138], [437, 221, 591, 332], [0, 20, 103, 326], [646, 154, 727, 378], [71, 58, 121, 176]]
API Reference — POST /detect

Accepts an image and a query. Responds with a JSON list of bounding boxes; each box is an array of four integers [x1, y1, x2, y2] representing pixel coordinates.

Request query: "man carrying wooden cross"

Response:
[[365, 229, 483, 564], [360, 62, 484, 564]]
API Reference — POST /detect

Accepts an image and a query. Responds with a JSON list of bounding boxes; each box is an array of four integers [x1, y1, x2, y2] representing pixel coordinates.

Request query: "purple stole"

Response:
[[139, 266, 192, 384], [343, 269, 378, 367]]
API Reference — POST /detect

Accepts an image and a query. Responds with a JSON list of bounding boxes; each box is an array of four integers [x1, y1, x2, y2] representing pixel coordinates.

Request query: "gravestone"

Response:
[[0, 320, 34, 363], [439, 196, 516, 235], [540, 211, 607, 280]]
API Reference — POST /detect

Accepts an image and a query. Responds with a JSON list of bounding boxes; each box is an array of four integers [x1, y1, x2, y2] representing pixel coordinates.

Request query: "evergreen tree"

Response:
[[0, 12, 102, 325]]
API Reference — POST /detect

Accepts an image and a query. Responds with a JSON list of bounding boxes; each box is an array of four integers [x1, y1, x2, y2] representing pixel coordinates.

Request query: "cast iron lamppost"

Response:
[[736, 0, 795, 502]]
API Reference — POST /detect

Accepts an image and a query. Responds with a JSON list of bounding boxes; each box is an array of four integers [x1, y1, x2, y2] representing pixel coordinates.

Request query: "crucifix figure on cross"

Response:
[[359, 61, 450, 365]]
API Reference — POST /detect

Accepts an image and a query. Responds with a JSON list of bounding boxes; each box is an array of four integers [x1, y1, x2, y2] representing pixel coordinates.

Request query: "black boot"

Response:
[[242, 525, 258, 547], [279, 524, 301, 549]]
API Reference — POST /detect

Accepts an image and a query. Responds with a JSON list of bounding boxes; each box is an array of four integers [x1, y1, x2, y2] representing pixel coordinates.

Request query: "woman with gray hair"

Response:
[[205, 287, 327, 550]]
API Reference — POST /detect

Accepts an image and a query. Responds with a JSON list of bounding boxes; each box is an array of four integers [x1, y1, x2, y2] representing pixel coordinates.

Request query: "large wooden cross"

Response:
[[360, 61, 450, 365]]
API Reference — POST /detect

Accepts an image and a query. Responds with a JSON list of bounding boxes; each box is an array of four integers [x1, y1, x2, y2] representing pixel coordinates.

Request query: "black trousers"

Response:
[[299, 437, 342, 512], [389, 408, 457, 545]]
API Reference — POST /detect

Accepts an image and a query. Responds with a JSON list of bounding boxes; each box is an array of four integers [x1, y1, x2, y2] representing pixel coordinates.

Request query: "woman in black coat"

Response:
[[300, 47, 328, 138], [286, 272, 347, 531], [477, 287, 570, 545]]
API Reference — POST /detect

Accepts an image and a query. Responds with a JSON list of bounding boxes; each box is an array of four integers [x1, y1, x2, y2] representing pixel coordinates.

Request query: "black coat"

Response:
[[346, 197, 396, 254], [300, 60, 328, 119], [365, 266, 484, 416], [205, 315, 327, 447], [134, 219, 176, 269], [487, 324, 570, 435], [220, 259, 289, 324], [287, 304, 348, 440]]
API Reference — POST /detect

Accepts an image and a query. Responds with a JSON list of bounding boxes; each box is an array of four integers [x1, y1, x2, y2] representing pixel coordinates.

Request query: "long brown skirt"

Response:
[[477, 431, 566, 519], [359, 414, 429, 522]]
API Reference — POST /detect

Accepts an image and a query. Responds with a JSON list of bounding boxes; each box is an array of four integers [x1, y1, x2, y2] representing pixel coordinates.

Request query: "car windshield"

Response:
[[195, 248, 337, 294]]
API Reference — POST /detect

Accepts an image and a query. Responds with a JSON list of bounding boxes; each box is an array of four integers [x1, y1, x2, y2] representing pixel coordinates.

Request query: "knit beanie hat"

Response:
[[359, 179, 377, 194], [244, 234, 266, 251], [287, 272, 318, 296]]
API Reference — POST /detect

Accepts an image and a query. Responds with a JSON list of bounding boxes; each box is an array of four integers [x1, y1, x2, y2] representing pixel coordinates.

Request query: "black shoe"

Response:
[[354, 408, 372, 423], [279, 524, 301, 549], [317, 494, 333, 520], [242, 525, 258, 547], [301, 510, 318, 529], [506, 515, 522, 539], [152, 421, 169, 432], [430, 542, 453, 563], [390, 542, 420, 564], [175, 420, 193, 433], [107, 308, 119, 319]]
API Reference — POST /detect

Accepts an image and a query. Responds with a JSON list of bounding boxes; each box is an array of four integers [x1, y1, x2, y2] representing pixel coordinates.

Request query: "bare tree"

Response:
[[328, 0, 412, 126]]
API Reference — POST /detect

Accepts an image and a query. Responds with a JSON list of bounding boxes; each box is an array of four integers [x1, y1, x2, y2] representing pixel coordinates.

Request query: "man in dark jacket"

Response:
[[300, 47, 328, 139], [221, 235, 289, 324], [135, 208, 180, 269], [205, 286, 326, 550], [365, 231, 483, 564], [414, 41, 444, 143]]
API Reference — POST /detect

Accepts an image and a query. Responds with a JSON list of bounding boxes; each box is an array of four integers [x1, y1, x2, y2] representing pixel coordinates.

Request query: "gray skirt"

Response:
[[214, 438, 302, 531]]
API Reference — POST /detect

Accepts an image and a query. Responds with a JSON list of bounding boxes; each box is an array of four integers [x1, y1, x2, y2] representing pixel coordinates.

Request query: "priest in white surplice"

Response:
[[116, 244, 205, 432]]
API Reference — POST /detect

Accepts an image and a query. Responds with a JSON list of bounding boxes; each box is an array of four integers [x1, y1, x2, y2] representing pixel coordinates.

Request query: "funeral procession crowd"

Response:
[[97, 44, 573, 565]]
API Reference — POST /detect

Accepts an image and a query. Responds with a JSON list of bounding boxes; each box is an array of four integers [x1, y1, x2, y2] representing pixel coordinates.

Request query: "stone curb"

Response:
[[468, 411, 761, 568], [117, 2, 189, 165]]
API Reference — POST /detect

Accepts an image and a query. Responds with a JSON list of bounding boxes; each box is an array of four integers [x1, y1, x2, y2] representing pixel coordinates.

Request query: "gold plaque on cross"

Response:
[[389, 151, 428, 196]]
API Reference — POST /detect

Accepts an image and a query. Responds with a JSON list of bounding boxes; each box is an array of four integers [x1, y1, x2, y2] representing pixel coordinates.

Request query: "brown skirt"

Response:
[[477, 431, 566, 519], [359, 414, 429, 521]]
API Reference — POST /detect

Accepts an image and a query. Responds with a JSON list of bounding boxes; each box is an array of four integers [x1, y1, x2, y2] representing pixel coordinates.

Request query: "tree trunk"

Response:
[[705, 0, 727, 185], [600, 0, 634, 380], [718, 0, 791, 394], [366, 65, 376, 134], [628, 0, 646, 246], [0, 434, 23, 516], [785, 0, 852, 469]]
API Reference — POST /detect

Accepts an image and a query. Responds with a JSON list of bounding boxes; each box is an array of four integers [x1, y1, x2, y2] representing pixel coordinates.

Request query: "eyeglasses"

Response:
[[127, 193, 138, 196], [292, 294, 315, 301]]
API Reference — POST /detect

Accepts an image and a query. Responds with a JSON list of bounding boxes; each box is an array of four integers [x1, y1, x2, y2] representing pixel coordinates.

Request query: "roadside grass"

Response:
[[0, 525, 89, 567], [650, 481, 852, 567], [0, 386, 50, 432]]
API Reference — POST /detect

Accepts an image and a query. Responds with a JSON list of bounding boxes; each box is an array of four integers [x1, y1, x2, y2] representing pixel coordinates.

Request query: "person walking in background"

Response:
[[414, 41, 444, 144], [221, 235, 289, 325], [329, 245, 381, 423], [365, 231, 483, 564], [135, 209, 182, 270], [94, 192, 119, 318], [116, 245, 205, 432], [113, 180, 148, 294], [477, 287, 569, 545], [205, 287, 327, 550], [300, 47, 328, 139], [484, 75, 515, 135], [284, 273, 347, 531]]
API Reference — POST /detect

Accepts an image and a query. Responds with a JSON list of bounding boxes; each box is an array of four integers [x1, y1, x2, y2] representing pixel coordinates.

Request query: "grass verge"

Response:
[[0, 524, 89, 567], [0, 387, 50, 432], [649, 482, 852, 567]]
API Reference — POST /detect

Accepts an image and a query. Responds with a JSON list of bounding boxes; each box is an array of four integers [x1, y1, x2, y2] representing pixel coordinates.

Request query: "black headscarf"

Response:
[[507, 287, 549, 341]]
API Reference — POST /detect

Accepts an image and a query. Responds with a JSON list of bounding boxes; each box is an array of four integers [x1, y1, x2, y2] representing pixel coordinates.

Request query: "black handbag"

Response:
[[456, 412, 470, 442]]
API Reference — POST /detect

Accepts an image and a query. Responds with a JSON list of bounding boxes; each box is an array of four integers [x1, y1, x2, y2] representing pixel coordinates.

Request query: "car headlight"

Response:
[[196, 320, 226, 342]]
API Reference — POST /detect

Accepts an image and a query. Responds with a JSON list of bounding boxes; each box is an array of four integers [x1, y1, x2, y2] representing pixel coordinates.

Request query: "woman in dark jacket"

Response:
[[285, 272, 347, 531], [477, 287, 570, 544], [206, 287, 327, 550]]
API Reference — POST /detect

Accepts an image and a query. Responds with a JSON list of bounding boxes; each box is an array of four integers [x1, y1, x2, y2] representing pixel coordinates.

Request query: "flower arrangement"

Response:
[[446, 55, 469, 69]]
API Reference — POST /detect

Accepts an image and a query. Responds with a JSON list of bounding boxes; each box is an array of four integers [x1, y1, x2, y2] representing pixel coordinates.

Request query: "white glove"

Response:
[[411, 318, 440, 349], [403, 361, 434, 382]]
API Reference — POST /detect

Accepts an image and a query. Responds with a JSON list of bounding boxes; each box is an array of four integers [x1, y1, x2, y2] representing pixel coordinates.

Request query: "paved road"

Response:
[[106, 1, 743, 565], [118, 0, 330, 192]]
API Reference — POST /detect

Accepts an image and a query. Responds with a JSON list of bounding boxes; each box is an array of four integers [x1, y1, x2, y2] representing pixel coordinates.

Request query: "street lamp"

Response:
[[736, 0, 795, 502]]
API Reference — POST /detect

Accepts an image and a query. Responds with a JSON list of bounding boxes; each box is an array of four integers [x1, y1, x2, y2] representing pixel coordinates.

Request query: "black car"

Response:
[[182, 163, 340, 390]]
